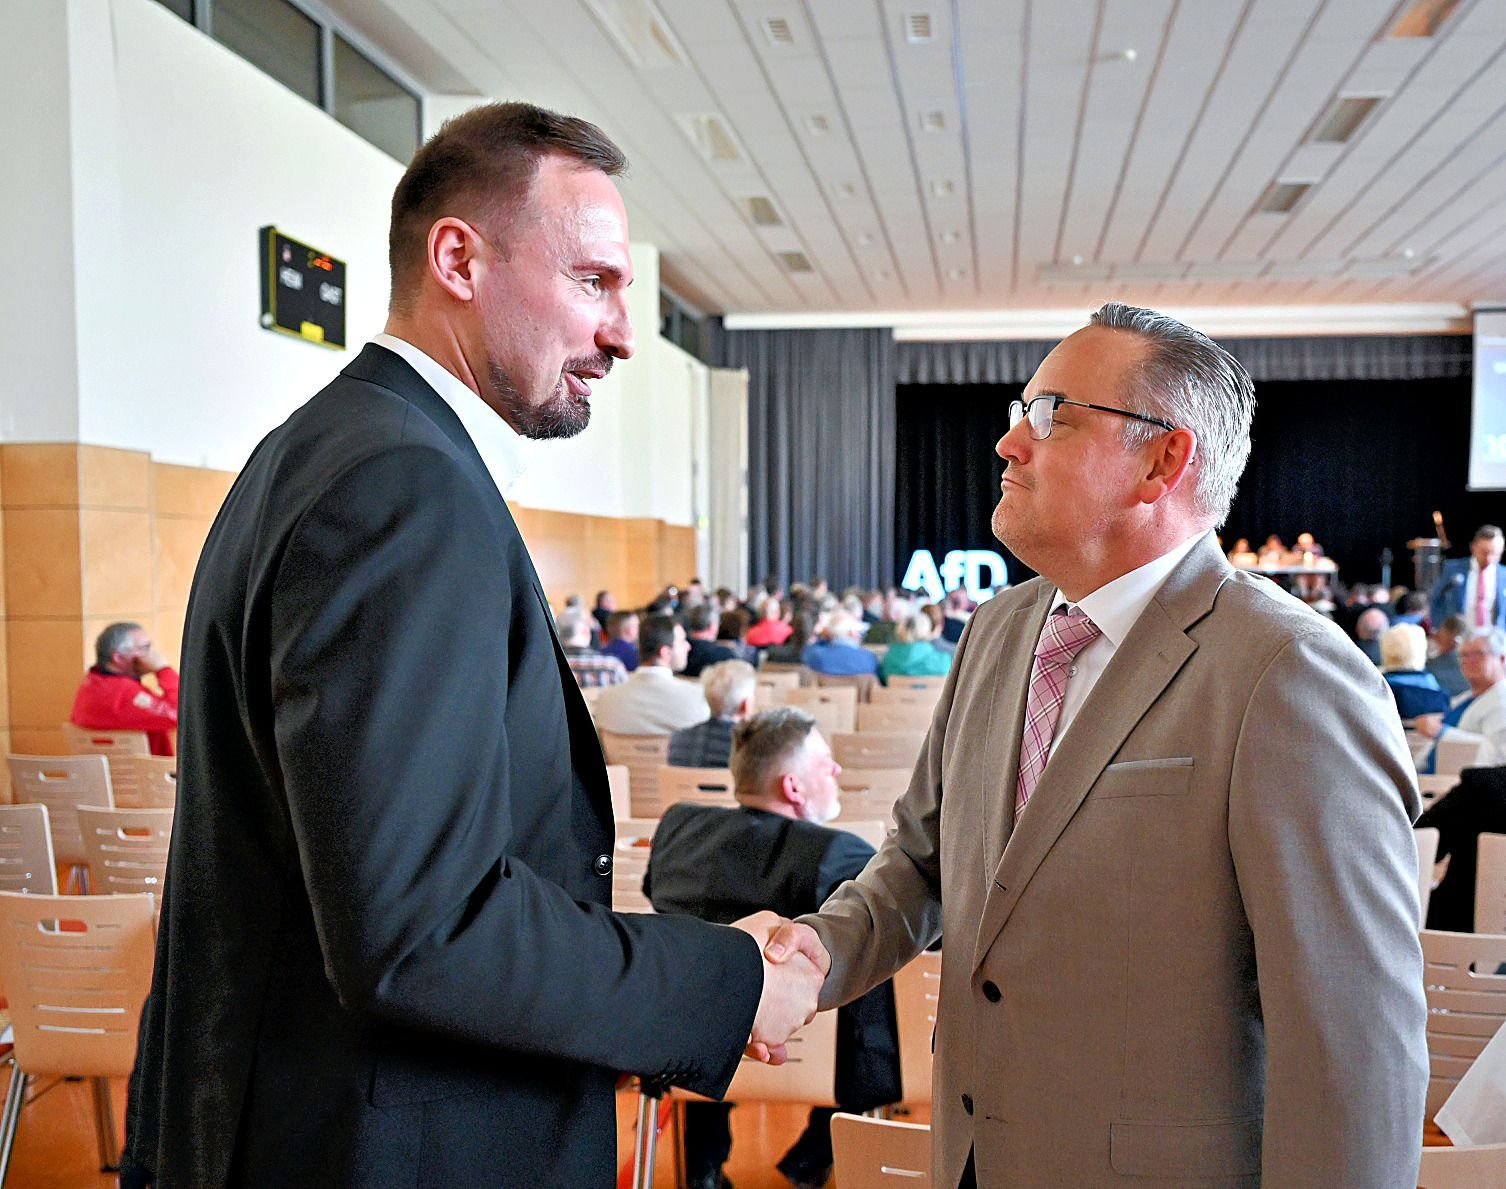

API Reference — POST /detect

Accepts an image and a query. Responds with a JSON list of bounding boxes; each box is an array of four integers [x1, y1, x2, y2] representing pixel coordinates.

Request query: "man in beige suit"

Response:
[[767, 302, 1428, 1186]]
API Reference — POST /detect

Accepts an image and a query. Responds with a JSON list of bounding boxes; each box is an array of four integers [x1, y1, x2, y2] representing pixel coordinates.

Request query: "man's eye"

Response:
[[584, 276, 602, 291]]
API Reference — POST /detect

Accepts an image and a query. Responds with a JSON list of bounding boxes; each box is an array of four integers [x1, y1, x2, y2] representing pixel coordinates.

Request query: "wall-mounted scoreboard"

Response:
[[259, 226, 346, 349]]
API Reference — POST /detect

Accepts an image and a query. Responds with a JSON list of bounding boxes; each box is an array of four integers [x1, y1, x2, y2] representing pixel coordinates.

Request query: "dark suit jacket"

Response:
[[645, 804, 901, 1110], [684, 637, 738, 679], [1430, 558, 1506, 630], [123, 345, 762, 1188], [1417, 766, 1506, 933]]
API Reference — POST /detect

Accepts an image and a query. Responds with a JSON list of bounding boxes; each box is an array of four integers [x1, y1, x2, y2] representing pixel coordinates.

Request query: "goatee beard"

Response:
[[488, 354, 611, 441]]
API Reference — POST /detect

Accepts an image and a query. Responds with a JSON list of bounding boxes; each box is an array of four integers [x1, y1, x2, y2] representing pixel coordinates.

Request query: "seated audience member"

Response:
[[879, 612, 953, 682], [682, 578, 708, 609], [1379, 623, 1450, 719], [1353, 606, 1390, 666], [683, 605, 738, 679], [668, 660, 757, 768], [1415, 766, 1506, 932], [745, 597, 793, 648], [1415, 627, 1506, 773], [715, 606, 759, 665], [592, 590, 616, 634], [940, 587, 973, 645], [921, 603, 955, 654], [802, 610, 880, 679], [1427, 614, 1471, 698], [762, 609, 816, 665], [592, 614, 709, 735], [70, 622, 179, 755], [601, 610, 641, 673], [1430, 523, 1506, 632], [644, 708, 900, 1189], [557, 609, 627, 688], [1391, 590, 1428, 627]]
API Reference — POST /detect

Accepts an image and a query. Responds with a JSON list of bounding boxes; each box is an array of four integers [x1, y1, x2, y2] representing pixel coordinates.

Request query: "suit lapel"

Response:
[[971, 536, 1229, 974]]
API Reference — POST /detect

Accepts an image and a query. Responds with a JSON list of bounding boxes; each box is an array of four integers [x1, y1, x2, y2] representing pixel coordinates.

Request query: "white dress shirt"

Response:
[[1464, 559, 1498, 630], [1042, 532, 1207, 757], [592, 666, 711, 736], [371, 333, 528, 497], [1440, 678, 1506, 767]]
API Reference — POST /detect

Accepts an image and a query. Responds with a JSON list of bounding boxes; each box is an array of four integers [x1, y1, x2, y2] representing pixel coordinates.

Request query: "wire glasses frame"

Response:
[[1007, 394, 1177, 441]]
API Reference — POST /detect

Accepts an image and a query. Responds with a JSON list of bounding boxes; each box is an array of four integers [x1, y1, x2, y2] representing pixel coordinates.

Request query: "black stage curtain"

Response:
[[709, 326, 896, 589], [897, 377, 1506, 590]]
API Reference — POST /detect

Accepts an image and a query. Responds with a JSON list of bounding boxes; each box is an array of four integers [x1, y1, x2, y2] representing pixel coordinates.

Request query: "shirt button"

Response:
[[961, 1093, 974, 1115], [593, 853, 612, 876], [982, 980, 1002, 1003]]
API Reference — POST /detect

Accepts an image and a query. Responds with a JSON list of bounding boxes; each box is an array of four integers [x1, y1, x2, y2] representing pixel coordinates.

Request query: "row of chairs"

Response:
[[757, 667, 946, 706]]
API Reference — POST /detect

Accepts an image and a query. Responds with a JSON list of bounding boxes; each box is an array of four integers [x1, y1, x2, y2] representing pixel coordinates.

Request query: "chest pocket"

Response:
[[1091, 757, 1194, 799]]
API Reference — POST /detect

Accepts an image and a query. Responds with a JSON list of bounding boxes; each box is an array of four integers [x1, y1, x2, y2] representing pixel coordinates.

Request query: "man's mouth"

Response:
[[562, 358, 610, 399]]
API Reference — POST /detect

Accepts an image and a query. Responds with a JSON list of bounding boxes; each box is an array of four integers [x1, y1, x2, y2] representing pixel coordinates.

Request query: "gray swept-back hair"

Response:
[[1089, 301, 1255, 527]]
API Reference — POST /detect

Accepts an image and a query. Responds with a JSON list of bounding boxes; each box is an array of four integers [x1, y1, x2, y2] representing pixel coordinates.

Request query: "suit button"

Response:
[[594, 853, 612, 876], [961, 1093, 974, 1115], [982, 980, 1001, 1003]]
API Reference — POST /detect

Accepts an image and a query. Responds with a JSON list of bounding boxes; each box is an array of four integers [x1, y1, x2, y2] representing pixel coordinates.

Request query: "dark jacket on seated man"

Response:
[[645, 801, 901, 1185], [1416, 766, 1506, 933]]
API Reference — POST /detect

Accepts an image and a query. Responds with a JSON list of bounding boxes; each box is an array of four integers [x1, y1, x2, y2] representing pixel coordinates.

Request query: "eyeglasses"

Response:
[[1008, 394, 1176, 441]]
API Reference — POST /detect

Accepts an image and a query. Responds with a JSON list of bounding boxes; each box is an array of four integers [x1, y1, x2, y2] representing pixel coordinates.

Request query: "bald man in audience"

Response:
[[646, 708, 900, 1189], [766, 301, 1426, 1187], [668, 659, 757, 768], [1354, 605, 1390, 666]]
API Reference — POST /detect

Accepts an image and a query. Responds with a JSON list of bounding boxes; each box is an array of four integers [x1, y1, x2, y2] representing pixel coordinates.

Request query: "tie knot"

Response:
[[1036, 606, 1101, 667]]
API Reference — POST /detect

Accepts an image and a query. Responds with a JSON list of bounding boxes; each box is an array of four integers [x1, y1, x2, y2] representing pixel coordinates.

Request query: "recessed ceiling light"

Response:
[[836, 180, 860, 199], [929, 179, 955, 197], [779, 251, 813, 273], [1386, 0, 1460, 39], [939, 230, 960, 244], [919, 110, 946, 133], [802, 113, 832, 135], [1071, 254, 1085, 266], [946, 267, 966, 279], [1257, 181, 1312, 214], [1310, 96, 1383, 144], [743, 196, 782, 227], [856, 231, 874, 246]]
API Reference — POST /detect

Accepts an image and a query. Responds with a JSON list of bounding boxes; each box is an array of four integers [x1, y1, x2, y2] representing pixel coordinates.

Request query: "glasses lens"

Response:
[[1028, 399, 1054, 439], [1008, 400, 1024, 430]]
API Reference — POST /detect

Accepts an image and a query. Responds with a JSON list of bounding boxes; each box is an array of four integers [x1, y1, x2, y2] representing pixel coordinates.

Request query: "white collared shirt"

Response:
[[371, 333, 528, 498], [1042, 531, 1208, 756], [1465, 558, 1497, 630]]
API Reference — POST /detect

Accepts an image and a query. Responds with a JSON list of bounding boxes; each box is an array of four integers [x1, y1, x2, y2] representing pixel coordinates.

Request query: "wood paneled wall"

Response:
[[0, 444, 699, 778]]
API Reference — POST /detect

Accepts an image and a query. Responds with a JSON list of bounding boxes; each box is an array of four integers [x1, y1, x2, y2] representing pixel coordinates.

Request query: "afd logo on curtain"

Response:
[[903, 549, 1009, 604]]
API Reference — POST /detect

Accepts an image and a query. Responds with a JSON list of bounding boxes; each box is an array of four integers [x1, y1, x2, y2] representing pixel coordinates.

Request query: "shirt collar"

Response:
[[371, 333, 528, 497], [1049, 531, 1208, 648]]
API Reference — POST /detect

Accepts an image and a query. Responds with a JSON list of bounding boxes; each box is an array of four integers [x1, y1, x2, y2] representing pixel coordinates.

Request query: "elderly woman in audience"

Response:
[[879, 611, 953, 682], [1379, 622, 1451, 719]]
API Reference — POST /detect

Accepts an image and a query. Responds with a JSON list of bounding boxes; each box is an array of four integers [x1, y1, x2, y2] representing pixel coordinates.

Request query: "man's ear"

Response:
[[1136, 427, 1198, 506], [779, 771, 804, 811], [427, 217, 484, 304]]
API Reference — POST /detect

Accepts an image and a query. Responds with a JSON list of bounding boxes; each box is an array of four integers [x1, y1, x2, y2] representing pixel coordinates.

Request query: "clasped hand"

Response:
[[731, 911, 832, 1065]]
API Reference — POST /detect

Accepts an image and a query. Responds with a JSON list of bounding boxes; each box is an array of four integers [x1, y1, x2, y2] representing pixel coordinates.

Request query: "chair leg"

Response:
[[91, 1077, 119, 1172], [631, 1087, 662, 1189], [0, 1065, 29, 1188], [670, 1100, 683, 1189]]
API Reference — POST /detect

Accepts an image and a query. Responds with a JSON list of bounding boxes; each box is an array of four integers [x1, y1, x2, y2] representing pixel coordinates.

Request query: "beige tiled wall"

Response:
[[0, 444, 236, 771], [512, 507, 699, 609]]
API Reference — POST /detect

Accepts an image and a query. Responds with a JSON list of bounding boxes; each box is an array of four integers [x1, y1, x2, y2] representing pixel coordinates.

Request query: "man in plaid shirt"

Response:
[[559, 609, 628, 688]]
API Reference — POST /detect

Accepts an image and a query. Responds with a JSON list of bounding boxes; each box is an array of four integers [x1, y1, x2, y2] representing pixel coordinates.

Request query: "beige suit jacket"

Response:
[[808, 535, 1428, 1187]]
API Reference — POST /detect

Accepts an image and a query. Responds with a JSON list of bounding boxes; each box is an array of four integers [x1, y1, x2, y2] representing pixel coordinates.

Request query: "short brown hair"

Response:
[[731, 707, 817, 795], [388, 102, 626, 310]]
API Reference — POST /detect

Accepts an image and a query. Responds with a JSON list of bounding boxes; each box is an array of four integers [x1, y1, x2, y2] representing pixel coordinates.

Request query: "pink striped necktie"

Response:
[[1477, 569, 1490, 629], [1015, 606, 1102, 813]]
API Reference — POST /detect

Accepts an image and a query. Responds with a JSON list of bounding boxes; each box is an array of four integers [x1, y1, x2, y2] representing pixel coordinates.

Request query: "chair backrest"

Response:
[[786, 686, 858, 734], [879, 675, 947, 696], [1476, 833, 1506, 935], [658, 766, 736, 809], [1417, 1142, 1506, 1189], [754, 670, 802, 707], [6, 754, 114, 866], [721, 1004, 838, 1104], [857, 702, 935, 734], [62, 724, 150, 756], [0, 804, 59, 895], [814, 671, 879, 703], [1421, 929, 1506, 1117], [605, 764, 631, 822], [1436, 735, 1484, 777], [76, 807, 174, 896], [894, 950, 941, 1106], [1416, 826, 1441, 924], [838, 767, 913, 797], [836, 819, 888, 851], [599, 732, 671, 818], [869, 684, 943, 708], [0, 891, 156, 1077], [830, 1113, 932, 1188], [612, 818, 657, 914], [833, 732, 926, 772], [760, 661, 814, 687], [836, 785, 905, 826], [107, 755, 177, 809], [1418, 774, 1458, 803]]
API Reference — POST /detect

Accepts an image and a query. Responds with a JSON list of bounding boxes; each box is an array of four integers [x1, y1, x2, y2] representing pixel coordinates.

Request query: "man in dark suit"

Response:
[[646, 707, 901, 1189], [1430, 524, 1506, 631], [122, 103, 820, 1188], [1417, 766, 1506, 932]]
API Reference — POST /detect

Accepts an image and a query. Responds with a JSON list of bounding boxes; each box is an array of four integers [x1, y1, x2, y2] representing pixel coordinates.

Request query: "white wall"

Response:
[[0, 1, 708, 526]]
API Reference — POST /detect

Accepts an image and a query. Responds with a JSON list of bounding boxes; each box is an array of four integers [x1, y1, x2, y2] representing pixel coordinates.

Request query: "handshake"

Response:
[[732, 911, 831, 1064]]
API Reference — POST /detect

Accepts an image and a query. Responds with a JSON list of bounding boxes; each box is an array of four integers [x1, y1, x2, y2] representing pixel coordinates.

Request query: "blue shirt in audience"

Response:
[[801, 639, 879, 677]]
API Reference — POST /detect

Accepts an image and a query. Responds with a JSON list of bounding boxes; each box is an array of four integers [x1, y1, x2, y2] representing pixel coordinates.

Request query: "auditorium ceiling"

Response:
[[335, 0, 1506, 331]]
